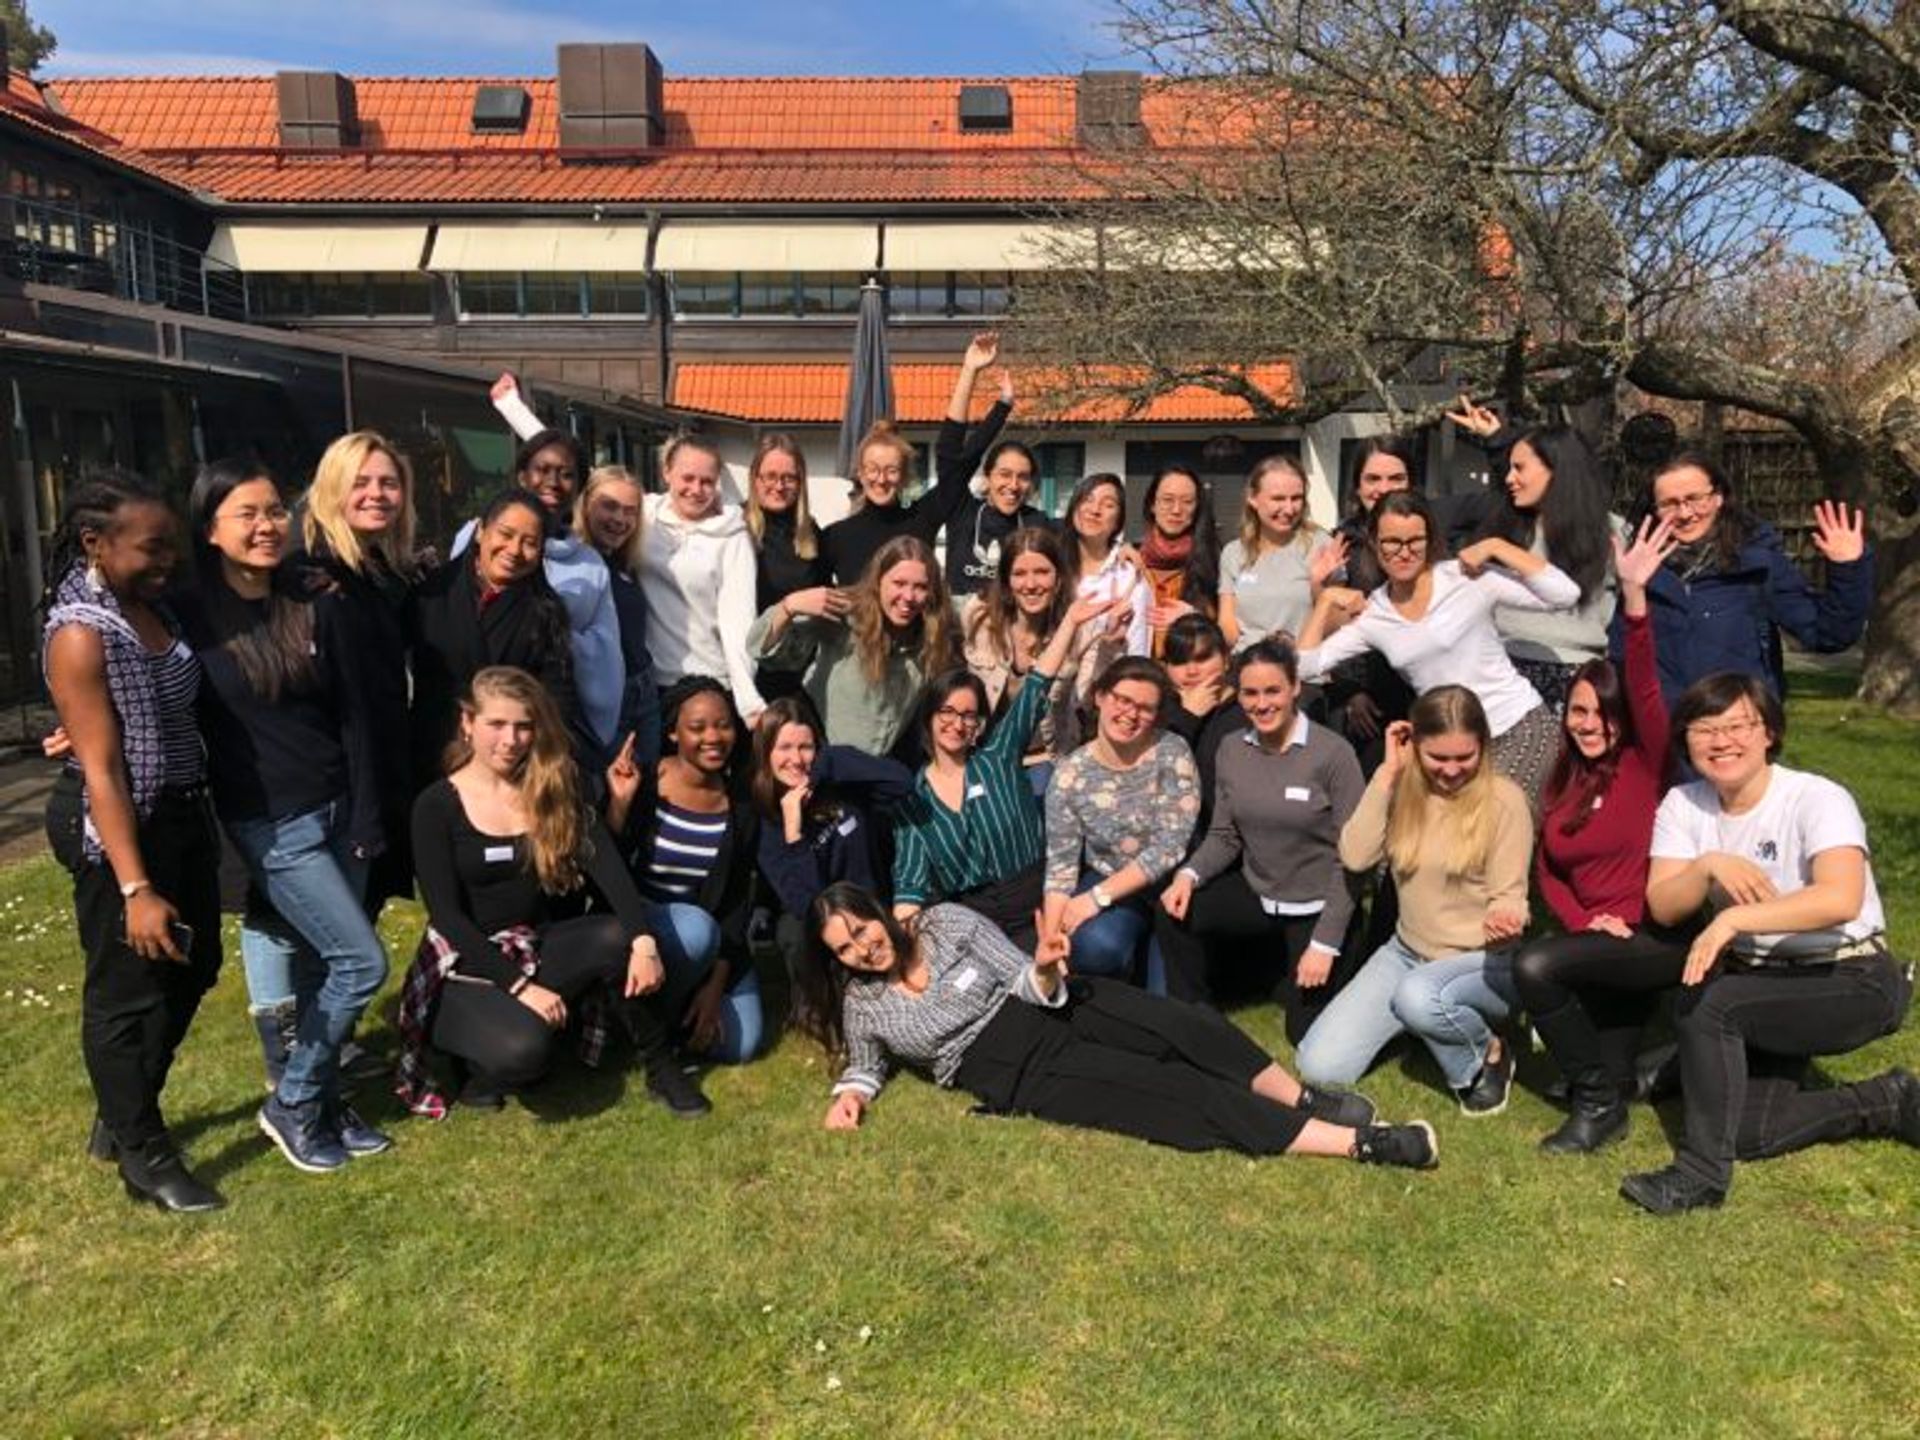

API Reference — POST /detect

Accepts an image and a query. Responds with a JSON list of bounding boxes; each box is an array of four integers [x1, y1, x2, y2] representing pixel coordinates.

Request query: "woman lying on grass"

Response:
[[797, 882, 1439, 1169]]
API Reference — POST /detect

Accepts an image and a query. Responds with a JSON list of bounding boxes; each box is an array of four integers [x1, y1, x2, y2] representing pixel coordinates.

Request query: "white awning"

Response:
[[428, 223, 650, 272], [883, 222, 1094, 271], [206, 223, 429, 272], [653, 222, 879, 272]]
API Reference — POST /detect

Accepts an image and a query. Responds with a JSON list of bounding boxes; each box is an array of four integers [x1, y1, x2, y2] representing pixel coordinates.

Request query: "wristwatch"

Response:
[[1092, 884, 1113, 910], [119, 879, 152, 900]]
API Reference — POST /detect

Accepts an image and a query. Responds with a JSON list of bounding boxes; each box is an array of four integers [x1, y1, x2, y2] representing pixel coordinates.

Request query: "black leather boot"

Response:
[[1539, 1072, 1630, 1154], [118, 1137, 225, 1213]]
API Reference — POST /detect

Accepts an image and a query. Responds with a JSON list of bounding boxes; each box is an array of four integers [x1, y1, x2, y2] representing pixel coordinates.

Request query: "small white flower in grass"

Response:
[[858, 1325, 873, 1344], [1610, 1276, 1627, 1288], [814, 1338, 827, 1353], [761, 1302, 775, 1314], [825, 1376, 842, 1393]]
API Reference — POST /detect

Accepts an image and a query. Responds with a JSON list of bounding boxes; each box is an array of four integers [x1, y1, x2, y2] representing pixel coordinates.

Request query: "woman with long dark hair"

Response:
[[1139, 465, 1222, 656], [1061, 472, 1152, 667], [43, 470, 225, 1212], [796, 884, 1436, 1167], [397, 667, 703, 1118], [1324, 436, 1418, 760], [1626, 452, 1871, 703], [1512, 519, 1692, 1153], [1622, 672, 1915, 1214], [178, 459, 390, 1173]]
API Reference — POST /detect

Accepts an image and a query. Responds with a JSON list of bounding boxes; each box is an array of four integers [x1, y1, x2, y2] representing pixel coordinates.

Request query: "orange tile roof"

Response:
[[673, 362, 1298, 425], [0, 71, 198, 194]]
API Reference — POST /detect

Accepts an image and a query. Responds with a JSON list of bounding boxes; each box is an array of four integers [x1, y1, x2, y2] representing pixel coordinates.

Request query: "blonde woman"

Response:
[[820, 404, 983, 584], [744, 434, 837, 703], [1293, 685, 1534, 1116], [749, 534, 957, 755], [1218, 454, 1346, 652], [573, 464, 660, 763], [639, 434, 766, 725], [396, 666, 706, 1118]]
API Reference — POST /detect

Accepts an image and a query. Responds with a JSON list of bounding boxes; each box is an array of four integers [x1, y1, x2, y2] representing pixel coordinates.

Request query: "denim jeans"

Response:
[[649, 901, 766, 1063], [1068, 872, 1165, 995], [226, 801, 389, 1107], [1293, 934, 1517, 1090]]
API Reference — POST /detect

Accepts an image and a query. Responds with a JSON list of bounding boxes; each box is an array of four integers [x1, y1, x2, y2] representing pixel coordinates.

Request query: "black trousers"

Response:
[[1152, 869, 1357, 1044], [1511, 926, 1690, 1091], [1673, 953, 1912, 1189], [431, 914, 666, 1088], [952, 978, 1308, 1156], [953, 861, 1044, 956], [49, 777, 224, 1150]]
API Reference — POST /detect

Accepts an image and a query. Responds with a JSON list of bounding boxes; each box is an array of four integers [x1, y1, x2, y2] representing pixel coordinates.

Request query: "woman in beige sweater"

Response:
[[1293, 685, 1534, 1117]]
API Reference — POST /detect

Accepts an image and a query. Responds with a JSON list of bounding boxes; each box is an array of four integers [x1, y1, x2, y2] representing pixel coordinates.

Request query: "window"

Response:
[[368, 272, 432, 317], [457, 272, 521, 317], [308, 274, 369, 317], [1031, 442, 1087, 517], [951, 270, 1011, 317], [586, 271, 650, 316], [884, 271, 1012, 318], [671, 272, 737, 317], [670, 271, 875, 319], [521, 273, 582, 317], [739, 271, 795, 316], [800, 272, 865, 316]]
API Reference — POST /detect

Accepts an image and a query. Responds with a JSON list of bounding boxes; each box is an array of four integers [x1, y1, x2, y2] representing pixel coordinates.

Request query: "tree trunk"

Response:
[[1859, 520, 1920, 711]]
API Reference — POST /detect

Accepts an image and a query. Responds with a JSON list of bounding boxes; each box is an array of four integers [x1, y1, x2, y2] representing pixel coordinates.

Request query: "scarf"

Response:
[[43, 564, 176, 861], [1140, 528, 1195, 572]]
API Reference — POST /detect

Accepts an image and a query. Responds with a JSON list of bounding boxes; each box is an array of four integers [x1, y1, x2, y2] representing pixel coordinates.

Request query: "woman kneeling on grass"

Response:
[[800, 883, 1438, 1169], [397, 666, 708, 1119], [1619, 673, 1919, 1214]]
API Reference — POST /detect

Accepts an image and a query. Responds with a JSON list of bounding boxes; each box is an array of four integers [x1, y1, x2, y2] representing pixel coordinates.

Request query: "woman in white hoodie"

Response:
[[641, 435, 766, 726]]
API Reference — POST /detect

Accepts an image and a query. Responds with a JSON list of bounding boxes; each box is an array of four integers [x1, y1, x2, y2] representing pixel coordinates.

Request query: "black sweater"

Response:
[[411, 778, 650, 988], [754, 509, 833, 612]]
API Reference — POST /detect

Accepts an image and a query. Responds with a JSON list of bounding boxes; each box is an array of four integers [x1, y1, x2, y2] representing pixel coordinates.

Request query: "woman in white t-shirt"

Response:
[[1621, 672, 1916, 1215], [1295, 490, 1578, 809], [1217, 454, 1344, 653]]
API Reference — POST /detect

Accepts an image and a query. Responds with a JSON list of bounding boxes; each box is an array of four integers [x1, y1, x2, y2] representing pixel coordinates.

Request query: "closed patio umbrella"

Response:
[[836, 278, 894, 482]]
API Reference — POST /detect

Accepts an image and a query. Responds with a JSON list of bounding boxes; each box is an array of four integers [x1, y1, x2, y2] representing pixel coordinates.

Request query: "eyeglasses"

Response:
[[1103, 694, 1159, 720], [757, 471, 801, 487], [1655, 490, 1719, 516], [219, 504, 290, 526], [1375, 537, 1429, 558], [934, 706, 982, 727], [1686, 716, 1764, 742], [862, 465, 905, 481]]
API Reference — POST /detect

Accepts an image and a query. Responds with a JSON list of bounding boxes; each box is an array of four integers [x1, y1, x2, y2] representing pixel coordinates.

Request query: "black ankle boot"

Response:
[[118, 1138, 225, 1213], [1539, 1070, 1630, 1154], [644, 1051, 712, 1119]]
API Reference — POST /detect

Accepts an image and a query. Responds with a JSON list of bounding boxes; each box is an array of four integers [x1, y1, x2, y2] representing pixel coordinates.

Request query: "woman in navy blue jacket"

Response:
[[1613, 452, 1871, 702]]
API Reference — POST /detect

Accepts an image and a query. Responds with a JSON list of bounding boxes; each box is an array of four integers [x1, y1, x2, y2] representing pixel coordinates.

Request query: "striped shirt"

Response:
[[834, 904, 1066, 1101], [148, 637, 205, 789], [893, 668, 1052, 906], [637, 799, 729, 901]]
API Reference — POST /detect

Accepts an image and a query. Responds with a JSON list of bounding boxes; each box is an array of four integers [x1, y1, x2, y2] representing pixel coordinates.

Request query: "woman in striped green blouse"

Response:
[[892, 593, 1115, 952]]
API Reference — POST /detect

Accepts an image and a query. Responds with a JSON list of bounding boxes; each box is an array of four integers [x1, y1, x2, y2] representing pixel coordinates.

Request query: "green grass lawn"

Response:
[[3, 689, 1917, 1439]]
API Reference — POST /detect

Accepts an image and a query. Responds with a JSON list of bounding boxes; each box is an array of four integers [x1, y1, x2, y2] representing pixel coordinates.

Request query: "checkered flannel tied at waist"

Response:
[[393, 924, 613, 1119]]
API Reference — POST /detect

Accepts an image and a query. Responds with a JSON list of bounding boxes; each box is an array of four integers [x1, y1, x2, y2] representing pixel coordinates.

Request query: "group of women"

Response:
[[41, 338, 1914, 1216]]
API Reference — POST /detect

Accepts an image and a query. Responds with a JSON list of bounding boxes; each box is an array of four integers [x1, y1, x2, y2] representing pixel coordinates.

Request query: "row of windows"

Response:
[[237, 270, 1015, 321]]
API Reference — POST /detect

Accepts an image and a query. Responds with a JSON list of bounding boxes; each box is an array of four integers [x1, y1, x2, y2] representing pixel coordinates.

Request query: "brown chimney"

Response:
[[557, 43, 665, 149], [1077, 70, 1144, 148], [276, 71, 358, 149]]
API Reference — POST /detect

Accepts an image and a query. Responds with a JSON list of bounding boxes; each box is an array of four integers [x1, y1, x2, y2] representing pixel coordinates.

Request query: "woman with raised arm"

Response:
[[1156, 639, 1367, 1043], [821, 332, 1010, 585], [1218, 454, 1341, 653], [1138, 465, 1222, 656], [800, 884, 1437, 1168], [1623, 452, 1872, 703], [639, 434, 766, 726], [177, 460, 390, 1174], [939, 336, 1047, 600], [1293, 686, 1534, 1116], [43, 471, 225, 1212], [1512, 519, 1691, 1153], [1618, 673, 1916, 1214], [398, 667, 704, 1119], [573, 463, 661, 764], [743, 433, 835, 705], [893, 594, 1111, 952], [1042, 657, 1202, 990], [1295, 490, 1578, 808], [748, 534, 957, 757]]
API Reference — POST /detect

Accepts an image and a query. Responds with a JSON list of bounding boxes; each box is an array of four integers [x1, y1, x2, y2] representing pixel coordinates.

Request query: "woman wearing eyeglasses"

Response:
[[1295, 491, 1579, 808], [743, 434, 833, 705], [1623, 453, 1871, 704], [1619, 671, 1915, 1214]]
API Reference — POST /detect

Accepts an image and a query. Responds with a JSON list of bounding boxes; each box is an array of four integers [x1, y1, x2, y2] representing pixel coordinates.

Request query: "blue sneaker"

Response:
[[330, 1101, 392, 1158], [258, 1094, 349, 1174]]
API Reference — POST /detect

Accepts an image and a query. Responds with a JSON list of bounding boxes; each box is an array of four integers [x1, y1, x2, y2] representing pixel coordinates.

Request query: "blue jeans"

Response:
[[1293, 934, 1518, 1090], [227, 801, 390, 1107], [649, 901, 765, 1064], [1068, 873, 1165, 996]]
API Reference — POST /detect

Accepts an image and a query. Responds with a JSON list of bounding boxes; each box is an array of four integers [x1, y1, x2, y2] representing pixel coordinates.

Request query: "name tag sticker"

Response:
[[966, 782, 987, 801], [836, 814, 859, 837], [951, 966, 980, 993], [1239, 570, 1259, 585], [1284, 786, 1312, 802], [483, 845, 515, 864]]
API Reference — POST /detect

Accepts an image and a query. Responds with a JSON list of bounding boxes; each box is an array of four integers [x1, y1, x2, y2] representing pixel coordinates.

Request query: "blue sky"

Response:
[[34, 0, 1129, 77]]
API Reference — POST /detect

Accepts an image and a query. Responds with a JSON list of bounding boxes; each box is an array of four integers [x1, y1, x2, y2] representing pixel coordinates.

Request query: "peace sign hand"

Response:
[[1445, 394, 1502, 439]]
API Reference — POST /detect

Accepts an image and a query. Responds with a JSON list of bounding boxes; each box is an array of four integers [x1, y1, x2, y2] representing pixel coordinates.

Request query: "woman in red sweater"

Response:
[[1512, 518, 1691, 1154]]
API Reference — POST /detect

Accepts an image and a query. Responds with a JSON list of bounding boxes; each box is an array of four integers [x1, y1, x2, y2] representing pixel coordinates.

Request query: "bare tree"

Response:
[[1014, 1, 1920, 706]]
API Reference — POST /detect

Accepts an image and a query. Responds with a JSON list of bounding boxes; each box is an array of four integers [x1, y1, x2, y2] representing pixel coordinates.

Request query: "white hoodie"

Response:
[[640, 493, 766, 718]]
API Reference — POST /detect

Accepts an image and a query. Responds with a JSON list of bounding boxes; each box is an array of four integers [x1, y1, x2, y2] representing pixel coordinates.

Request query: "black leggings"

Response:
[[952, 979, 1308, 1156], [1152, 869, 1358, 1044], [431, 914, 666, 1088], [1511, 926, 1689, 1088]]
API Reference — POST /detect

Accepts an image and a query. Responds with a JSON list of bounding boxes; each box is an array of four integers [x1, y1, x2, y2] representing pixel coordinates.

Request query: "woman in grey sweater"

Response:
[[799, 882, 1437, 1169]]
